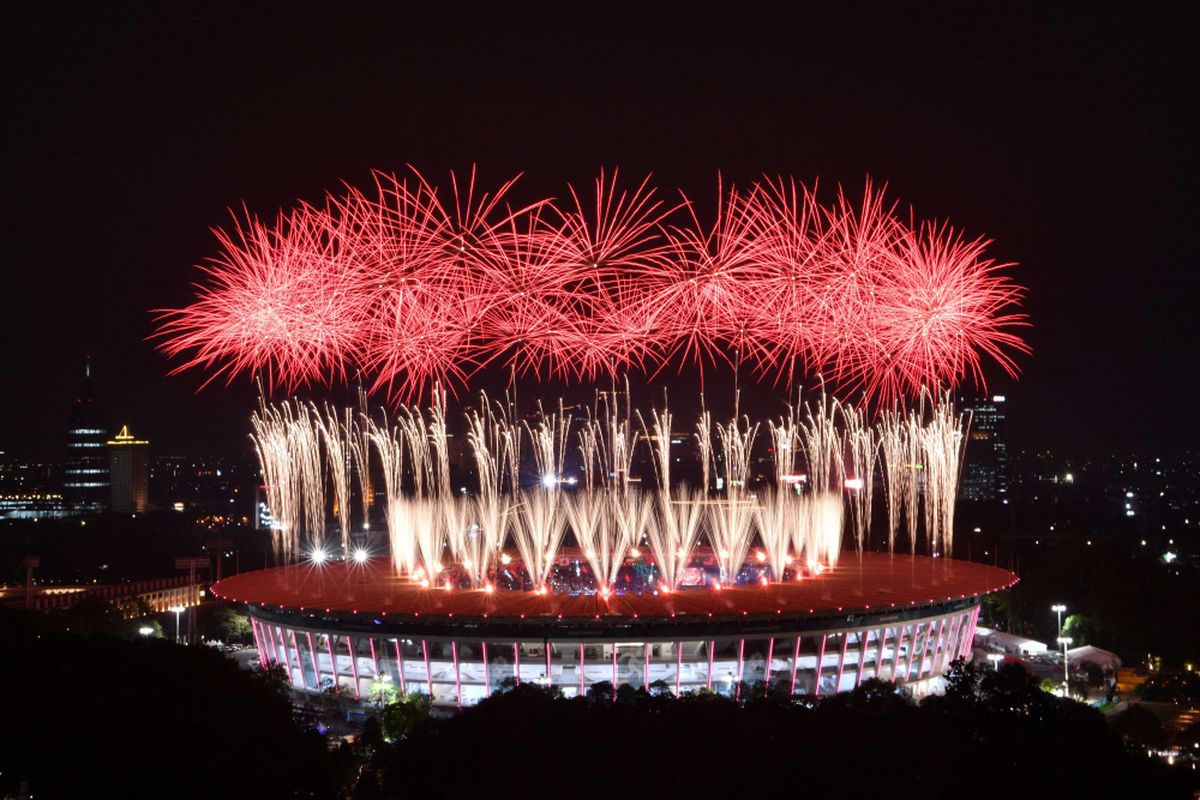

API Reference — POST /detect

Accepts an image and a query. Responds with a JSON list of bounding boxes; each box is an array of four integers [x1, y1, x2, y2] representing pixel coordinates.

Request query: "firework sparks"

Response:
[[157, 170, 1028, 404], [252, 389, 971, 594]]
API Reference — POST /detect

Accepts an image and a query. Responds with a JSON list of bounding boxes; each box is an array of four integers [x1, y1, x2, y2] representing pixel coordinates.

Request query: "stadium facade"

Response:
[[212, 552, 1015, 707]]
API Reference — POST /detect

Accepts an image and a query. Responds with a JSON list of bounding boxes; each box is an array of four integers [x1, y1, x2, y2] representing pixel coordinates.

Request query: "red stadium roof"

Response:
[[211, 552, 1017, 622]]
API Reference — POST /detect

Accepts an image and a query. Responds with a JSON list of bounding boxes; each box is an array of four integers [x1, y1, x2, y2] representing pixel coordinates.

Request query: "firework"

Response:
[[252, 389, 971, 594], [157, 170, 1028, 405]]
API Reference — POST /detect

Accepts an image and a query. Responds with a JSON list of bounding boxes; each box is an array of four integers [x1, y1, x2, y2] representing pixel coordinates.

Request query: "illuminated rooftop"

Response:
[[211, 552, 1017, 625]]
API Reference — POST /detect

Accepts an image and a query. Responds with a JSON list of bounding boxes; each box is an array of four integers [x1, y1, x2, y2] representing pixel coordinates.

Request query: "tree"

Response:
[[839, 678, 912, 713], [1110, 704, 1169, 749], [203, 605, 253, 643], [259, 663, 291, 696], [56, 597, 123, 638], [0, 608, 339, 798], [1062, 613, 1096, 646], [131, 619, 165, 639], [587, 680, 614, 703], [942, 657, 982, 702], [365, 676, 399, 711], [379, 692, 431, 742]]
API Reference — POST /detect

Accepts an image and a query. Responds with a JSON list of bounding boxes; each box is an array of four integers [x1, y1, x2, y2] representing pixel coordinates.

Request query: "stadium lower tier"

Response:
[[245, 600, 985, 706]]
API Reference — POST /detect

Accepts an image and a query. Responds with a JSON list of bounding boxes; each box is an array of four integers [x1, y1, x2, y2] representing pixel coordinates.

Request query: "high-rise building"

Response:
[[107, 425, 149, 513], [63, 358, 109, 511], [958, 394, 1009, 503]]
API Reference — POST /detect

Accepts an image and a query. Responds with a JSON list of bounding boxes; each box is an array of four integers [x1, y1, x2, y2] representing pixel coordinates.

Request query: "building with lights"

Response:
[[212, 552, 1016, 708], [63, 359, 109, 512], [959, 395, 1009, 503], [107, 425, 150, 513]]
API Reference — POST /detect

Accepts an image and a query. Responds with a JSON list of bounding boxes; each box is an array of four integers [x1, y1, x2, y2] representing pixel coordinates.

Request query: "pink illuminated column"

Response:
[[392, 639, 407, 693], [482, 642, 492, 695], [579, 644, 586, 697], [928, 618, 949, 676], [875, 627, 890, 679], [812, 634, 828, 697], [940, 615, 961, 672], [675, 642, 683, 698], [917, 620, 940, 680], [346, 636, 361, 698], [706, 640, 715, 691], [891, 625, 907, 681], [790, 635, 802, 697], [956, 613, 970, 666], [644, 643, 651, 692], [325, 634, 338, 694], [289, 629, 305, 688], [421, 640, 433, 697], [609, 642, 619, 695], [482, 641, 491, 698], [257, 620, 277, 666], [735, 639, 745, 699], [834, 632, 850, 692], [961, 606, 981, 659], [269, 623, 284, 667], [451, 641, 462, 708], [250, 620, 268, 669], [513, 643, 521, 686], [764, 638, 775, 697], [306, 632, 319, 688], [275, 627, 296, 687], [272, 626, 284, 667], [545, 644, 553, 688], [368, 637, 379, 681], [855, 630, 871, 688], [904, 623, 925, 681]]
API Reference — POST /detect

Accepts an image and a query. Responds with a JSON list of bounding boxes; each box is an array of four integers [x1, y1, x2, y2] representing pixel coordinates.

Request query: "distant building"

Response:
[[959, 394, 1009, 503], [108, 425, 150, 513], [63, 359, 109, 511]]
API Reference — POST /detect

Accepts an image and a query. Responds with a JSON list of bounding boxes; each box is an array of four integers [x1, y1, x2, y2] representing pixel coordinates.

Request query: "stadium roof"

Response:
[[211, 552, 1017, 623]]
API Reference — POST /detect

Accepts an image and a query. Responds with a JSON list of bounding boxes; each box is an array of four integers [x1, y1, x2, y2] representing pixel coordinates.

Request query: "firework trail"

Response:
[[878, 409, 911, 554], [920, 393, 970, 556], [251, 389, 971, 587], [317, 405, 354, 555], [756, 488, 795, 581], [842, 403, 877, 553]]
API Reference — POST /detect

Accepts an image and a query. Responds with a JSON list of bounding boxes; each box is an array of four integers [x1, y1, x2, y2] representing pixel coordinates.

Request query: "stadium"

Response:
[[165, 168, 1028, 708], [211, 551, 1016, 708]]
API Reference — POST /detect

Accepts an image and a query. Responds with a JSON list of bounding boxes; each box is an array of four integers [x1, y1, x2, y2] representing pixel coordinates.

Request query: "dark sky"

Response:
[[2, 4, 1195, 459]]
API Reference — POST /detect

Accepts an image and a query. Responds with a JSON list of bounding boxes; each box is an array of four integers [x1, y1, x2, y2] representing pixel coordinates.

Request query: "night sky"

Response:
[[3, 5, 1195, 459]]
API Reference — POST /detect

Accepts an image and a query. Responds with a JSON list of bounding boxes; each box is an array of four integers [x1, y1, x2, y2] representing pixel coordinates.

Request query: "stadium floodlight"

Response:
[[1051, 604, 1067, 637]]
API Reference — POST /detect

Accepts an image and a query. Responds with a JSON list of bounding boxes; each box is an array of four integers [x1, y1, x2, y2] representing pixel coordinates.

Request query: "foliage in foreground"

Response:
[[0, 607, 338, 800], [356, 661, 1191, 800]]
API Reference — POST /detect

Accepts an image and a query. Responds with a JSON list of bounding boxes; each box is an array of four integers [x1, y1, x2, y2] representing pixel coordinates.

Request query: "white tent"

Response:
[[1067, 644, 1121, 672], [973, 626, 1048, 656]]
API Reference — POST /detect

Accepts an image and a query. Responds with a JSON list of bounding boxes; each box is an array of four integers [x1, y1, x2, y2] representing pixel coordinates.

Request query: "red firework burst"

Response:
[[155, 169, 1029, 405]]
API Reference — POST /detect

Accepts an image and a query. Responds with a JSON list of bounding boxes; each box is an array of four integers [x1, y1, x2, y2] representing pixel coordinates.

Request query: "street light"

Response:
[[1051, 604, 1067, 638], [987, 653, 1004, 671], [1057, 636, 1073, 696], [169, 605, 186, 644]]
